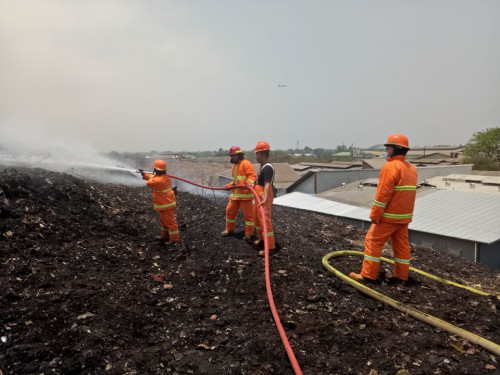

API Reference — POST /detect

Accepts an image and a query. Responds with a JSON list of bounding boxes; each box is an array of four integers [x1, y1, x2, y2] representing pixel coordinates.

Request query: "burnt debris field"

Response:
[[1, 166, 500, 375]]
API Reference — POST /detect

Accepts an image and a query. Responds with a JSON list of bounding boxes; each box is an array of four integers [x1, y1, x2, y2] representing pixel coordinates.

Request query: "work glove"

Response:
[[137, 169, 144, 177]]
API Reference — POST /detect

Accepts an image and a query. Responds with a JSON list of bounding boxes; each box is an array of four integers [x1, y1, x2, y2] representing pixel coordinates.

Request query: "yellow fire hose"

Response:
[[322, 250, 500, 357]]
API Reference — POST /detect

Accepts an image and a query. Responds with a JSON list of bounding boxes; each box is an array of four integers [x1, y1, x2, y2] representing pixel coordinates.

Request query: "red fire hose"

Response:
[[169, 174, 303, 375]]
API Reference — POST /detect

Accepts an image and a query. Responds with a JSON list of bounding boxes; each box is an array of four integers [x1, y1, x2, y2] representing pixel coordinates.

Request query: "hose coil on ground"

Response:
[[322, 250, 500, 357]]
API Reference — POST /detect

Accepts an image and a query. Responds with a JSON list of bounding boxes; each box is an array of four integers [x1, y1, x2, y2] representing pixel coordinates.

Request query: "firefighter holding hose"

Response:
[[349, 134, 417, 284], [139, 159, 180, 244], [221, 146, 256, 243], [253, 141, 277, 256]]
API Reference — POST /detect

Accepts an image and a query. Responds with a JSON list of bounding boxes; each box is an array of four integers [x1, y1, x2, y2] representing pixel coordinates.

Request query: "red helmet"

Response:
[[384, 134, 409, 149], [255, 141, 271, 153], [153, 159, 167, 171], [228, 146, 244, 156]]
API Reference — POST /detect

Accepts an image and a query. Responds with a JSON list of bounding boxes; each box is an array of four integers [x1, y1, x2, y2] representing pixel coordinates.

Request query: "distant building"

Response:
[[276, 169, 500, 269], [331, 151, 352, 158]]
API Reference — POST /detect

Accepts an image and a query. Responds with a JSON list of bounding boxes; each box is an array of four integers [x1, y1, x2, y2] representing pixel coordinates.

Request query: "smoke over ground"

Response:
[[0, 124, 142, 186], [168, 165, 229, 201], [0, 124, 233, 196]]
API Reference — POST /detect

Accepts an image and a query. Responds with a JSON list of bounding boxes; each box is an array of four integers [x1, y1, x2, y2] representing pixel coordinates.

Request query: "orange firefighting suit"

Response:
[[361, 155, 417, 281], [143, 172, 180, 243], [225, 159, 256, 236], [253, 163, 275, 249]]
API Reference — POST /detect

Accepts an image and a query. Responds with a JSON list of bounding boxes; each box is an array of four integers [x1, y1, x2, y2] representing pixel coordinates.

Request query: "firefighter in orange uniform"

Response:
[[140, 159, 180, 244], [349, 134, 417, 283], [221, 146, 256, 242], [253, 141, 276, 256]]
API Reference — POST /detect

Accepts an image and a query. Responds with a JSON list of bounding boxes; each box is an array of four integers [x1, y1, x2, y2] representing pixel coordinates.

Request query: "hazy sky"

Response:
[[1, 0, 499, 153]]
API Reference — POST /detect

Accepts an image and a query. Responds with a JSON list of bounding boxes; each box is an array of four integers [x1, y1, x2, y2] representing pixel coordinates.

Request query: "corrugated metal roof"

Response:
[[274, 192, 370, 221], [316, 180, 436, 209], [274, 182, 295, 190], [472, 170, 500, 177], [274, 190, 500, 244], [483, 176, 500, 184], [298, 161, 361, 169], [425, 176, 500, 195], [272, 163, 301, 183], [412, 190, 500, 244], [362, 158, 387, 169], [291, 164, 311, 171]]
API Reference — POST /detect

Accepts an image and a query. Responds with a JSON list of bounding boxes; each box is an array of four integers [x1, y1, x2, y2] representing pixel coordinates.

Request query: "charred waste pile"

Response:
[[1, 166, 499, 375]]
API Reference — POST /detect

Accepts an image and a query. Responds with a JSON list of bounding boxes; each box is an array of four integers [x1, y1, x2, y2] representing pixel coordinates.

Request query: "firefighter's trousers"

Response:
[[361, 221, 410, 281], [225, 199, 255, 236], [159, 208, 180, 243], [253, 185, 275, 249]]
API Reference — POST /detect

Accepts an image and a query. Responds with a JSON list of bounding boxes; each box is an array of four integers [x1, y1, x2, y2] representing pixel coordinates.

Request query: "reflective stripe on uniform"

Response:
[[169, 230, 179, 235], [153, 187, 172, 193], [154, 201, 176, 209], [226, 218, 236, 223], [245, 221, 254, 226], [394, 185, 417, 191], [374, 200, 387, 208], [231, 193, 254, 199], [382, 212, 413, 219]]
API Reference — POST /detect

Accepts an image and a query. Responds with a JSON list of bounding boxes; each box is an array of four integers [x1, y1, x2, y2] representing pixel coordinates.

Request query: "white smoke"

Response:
[[167, 165, 229, 202], [0, 123, 143, 186]]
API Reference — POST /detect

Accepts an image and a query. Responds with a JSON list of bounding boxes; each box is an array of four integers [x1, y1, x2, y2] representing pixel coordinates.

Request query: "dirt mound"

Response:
[[1, 167, 499, 374]]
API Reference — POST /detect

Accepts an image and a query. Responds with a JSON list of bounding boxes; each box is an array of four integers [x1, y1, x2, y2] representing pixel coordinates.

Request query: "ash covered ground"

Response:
[[1, 166, 499, 375]]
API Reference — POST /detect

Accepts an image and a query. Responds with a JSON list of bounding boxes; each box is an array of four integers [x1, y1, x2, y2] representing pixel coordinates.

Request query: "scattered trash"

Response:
[[198, 343, 216, 350], [77, 312, 95, 320], [1, 336, 7, 343], [151, 274, 165, 281]]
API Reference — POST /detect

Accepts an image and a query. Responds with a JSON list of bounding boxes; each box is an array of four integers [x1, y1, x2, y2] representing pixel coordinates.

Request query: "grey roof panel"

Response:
[[274, 190, 500, 245], [411, 190, 500, 244], [274, 192, 370, 221]]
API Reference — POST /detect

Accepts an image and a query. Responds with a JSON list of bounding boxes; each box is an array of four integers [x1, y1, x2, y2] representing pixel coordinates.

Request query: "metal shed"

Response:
[[274, 190, 500, 269]]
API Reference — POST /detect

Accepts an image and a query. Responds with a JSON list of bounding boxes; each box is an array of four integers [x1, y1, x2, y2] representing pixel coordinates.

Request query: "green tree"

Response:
[[336, 144, 347, 153], [215, 148, 228, 157], [463, 127, 500, 170]]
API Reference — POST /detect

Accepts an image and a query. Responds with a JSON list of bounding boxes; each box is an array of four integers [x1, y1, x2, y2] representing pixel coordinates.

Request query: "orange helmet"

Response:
[[153, 159, 167, 171], [255, 141, 271, 153], [228, 146, 244, 156], [384, 134, 409, 149]]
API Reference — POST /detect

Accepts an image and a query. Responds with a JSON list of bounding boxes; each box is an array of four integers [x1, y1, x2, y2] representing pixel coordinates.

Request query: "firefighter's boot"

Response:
[[349, 272, 365, 282], [221, 230, 234, 237], [253, 239, 264, 249]]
